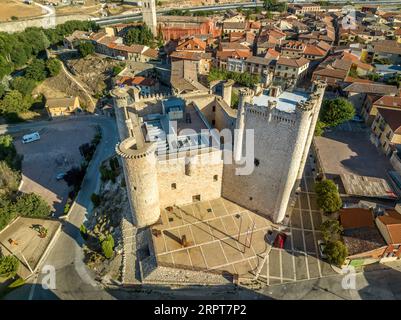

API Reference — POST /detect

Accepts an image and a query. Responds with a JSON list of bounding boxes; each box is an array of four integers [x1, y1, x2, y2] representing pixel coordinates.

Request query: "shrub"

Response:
[[315, 179, 342, 213], [324, 240, 348, 266], [321, 219, 343, 242], [78, 42, 95, 58], [80, 224, 88, 240], [0, 255, 19, 277], [0, 161, 21, 195], [14, 193, 51, 218], [101, 234, 114, 259]]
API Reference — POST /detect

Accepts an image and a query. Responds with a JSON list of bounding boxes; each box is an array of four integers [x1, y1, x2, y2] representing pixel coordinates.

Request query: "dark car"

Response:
[[273, 232, 287, 249]]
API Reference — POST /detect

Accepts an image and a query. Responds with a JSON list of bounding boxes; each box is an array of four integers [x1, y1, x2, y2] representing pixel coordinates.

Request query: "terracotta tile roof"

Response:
[[170, 51, 211, 61], [376, 108, 401, 134], [176, 37, 206, 51], [46, 97, 78, 109], [277, 56, 309, 68], [143, 48, 159, 59], [217, 49, 251, 61], [314, 67, 347, 79], [374, 96, 401, 109], [304, 44, 326, 56], [265, 48, 280, 59], [344, 83, 398, 95], [340, 208, 375, 229], [223, 22, 247, 30], [377, 213, 401, 244], [116, 76, 156, 87], [343, 76, 372, 84]]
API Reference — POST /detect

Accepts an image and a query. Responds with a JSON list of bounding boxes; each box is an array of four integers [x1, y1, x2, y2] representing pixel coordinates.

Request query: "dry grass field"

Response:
[[0, 0, 44, 22]]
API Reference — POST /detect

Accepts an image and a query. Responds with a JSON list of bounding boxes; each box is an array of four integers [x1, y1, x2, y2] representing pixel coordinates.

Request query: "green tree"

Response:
[[14, 193, 51, 218], [0, 134, 21, 170], [112, 64, 124, 76], [0, 161, 20, 195], [46, 58, 62, 77], [0, 195, 17, 231], [124, 25, 154, 46], [78, 41, 95, 58], [25, 58, 47, 82], [314, 120, 326, 136], [0, 84, 5, 99], [0, 90, 30, 114], [101, 234, 115, 259], [320, 98, 355, 127], [10, 77, 37, 97], [315, 179, 342, 213], [321, 219, 343, 242], [231, 90, 239, 109], [324, 240, 348, 266], [0, 255, 19, 277], [0, 55, 12, 79]]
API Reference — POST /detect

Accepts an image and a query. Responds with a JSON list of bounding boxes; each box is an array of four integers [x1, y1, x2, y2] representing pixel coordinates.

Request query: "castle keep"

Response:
[[112, 81, 326, 228]]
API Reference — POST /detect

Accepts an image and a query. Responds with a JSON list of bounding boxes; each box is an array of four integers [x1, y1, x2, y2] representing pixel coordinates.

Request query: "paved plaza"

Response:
[[0, 217, 61, 279], [150, 160, 338, 284]]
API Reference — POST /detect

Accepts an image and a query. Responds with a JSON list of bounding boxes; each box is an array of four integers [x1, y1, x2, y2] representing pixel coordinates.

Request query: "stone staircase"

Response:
[[120, 215, 140, 285], [145, 123, 168, 154]]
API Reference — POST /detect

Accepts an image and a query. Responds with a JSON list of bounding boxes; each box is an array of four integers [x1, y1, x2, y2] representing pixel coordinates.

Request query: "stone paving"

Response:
[[151, 198, 273, 279]]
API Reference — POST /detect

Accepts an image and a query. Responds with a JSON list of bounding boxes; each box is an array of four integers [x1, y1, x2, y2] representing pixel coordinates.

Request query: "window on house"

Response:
[[212, 106, 216, 112], [254, 158, 260, 167], [193, 195, 201, 202], [171, 183, 176, 190], [213, 175, 218, 181]]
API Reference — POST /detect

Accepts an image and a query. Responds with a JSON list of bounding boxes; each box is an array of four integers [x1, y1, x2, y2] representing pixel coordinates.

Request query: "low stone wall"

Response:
[[0, 14, 91, 33]]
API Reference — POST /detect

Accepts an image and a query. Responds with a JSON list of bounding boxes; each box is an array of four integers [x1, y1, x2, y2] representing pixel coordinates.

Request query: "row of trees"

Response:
[[208, 67, 260, 91], [0, 20, 97, 79]]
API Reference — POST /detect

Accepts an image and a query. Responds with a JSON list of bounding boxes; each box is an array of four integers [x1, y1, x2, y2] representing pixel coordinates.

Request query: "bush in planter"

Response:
[[80, 224, 88, 240], [0, 255, 19, 278], [323, 240, 348, 267], [315, 179, 342, 214]]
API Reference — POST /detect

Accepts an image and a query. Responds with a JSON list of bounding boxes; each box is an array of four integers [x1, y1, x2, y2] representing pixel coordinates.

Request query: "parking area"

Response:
[[0, 217, 61, 279], [314, 122, 393, 179], [13, 121, 96, 216]]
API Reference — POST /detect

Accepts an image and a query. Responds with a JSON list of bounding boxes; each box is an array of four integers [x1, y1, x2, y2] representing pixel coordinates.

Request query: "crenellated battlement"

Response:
[[115, 137, 157, 160]]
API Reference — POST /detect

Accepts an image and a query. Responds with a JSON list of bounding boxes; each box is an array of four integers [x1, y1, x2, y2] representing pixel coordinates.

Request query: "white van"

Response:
[[22, 132, 40, 144]]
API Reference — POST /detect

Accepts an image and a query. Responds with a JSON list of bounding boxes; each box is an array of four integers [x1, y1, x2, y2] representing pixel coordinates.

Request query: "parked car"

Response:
[[56, 172, 66, 180], [273, 232, 287, 249], [352, 115, 364, 123], [318, 240, 327, 259], [22, 132, 40, 144]]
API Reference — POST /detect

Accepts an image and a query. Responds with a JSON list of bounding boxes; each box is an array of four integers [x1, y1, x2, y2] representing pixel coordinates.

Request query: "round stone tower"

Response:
[[116, 137, 161, 228], [234, 88, 254, 163], [222, 79, 235, 107], [273, 99, 315, 223]]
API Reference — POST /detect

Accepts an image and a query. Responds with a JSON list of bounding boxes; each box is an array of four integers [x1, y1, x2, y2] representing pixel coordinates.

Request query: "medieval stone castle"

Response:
[[112, 80, 327, 228]]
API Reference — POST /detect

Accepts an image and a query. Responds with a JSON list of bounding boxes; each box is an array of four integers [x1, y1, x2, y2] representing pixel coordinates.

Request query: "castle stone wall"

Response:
[[156, 149, 223, 208]]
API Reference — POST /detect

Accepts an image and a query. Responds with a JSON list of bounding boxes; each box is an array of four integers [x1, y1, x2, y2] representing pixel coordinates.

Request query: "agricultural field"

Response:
[[0, 0, 44, 22]]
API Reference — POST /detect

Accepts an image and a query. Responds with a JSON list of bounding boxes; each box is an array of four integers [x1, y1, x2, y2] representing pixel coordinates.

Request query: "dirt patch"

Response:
[[33, 68, 93, 110], [55, 0, 102, 17], [0, 0, 44, 22]]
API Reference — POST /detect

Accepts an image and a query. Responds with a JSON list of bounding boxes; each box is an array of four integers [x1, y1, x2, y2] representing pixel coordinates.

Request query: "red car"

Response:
[[273, 232, 287, 249]]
